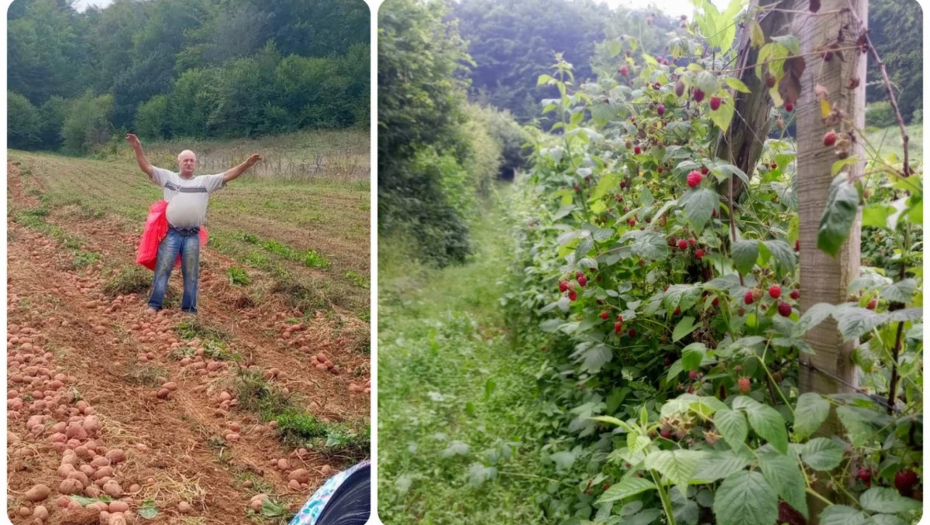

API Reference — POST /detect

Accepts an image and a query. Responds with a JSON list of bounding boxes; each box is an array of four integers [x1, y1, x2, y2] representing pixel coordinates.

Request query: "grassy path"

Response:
[[378, 189, 556, 525]]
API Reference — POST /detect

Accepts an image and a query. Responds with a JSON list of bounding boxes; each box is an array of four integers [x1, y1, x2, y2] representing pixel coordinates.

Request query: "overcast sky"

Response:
[[70, 0, 113, 11]]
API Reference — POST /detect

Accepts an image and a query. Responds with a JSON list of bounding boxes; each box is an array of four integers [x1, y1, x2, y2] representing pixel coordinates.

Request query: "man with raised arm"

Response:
[[126, 133, 262, 315]]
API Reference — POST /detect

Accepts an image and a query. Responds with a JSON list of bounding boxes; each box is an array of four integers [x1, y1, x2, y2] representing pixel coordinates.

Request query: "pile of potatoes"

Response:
[[309, 352, 339, 375], [347, 379, 371, 394], [9, 323, 143, 525], [129, 317, 177, 348], [101, 294, 137, 315], [154, 379, 178, 400]]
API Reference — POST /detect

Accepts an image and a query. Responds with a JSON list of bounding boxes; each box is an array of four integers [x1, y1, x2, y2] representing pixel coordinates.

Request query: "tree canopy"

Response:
[[8, 0, 370, 152]]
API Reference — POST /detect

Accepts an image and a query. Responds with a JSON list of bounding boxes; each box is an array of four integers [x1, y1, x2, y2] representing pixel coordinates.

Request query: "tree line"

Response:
[[378, 0, 531, 267], [452, 0, 921, 125], [8, 0, 370, 154]]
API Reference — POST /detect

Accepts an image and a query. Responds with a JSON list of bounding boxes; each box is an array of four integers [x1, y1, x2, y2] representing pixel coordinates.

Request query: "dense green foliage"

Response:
[[7, 0, 369, 152], [497, 9, 923, 525], [378, 0, 527, 266], [451, 0, 610, 123], [451, 0, 690, 124], [379, 192, 557, 524], [867, 0, 923, 123]]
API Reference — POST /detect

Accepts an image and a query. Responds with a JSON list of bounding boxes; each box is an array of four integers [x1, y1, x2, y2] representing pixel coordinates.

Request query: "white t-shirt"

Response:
[[150, 167, 225, 228]]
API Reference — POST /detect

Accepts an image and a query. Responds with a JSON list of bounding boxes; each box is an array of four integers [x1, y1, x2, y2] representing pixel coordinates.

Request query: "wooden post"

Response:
[[793, 0, 866, 520], [714, 0, 795, 199]]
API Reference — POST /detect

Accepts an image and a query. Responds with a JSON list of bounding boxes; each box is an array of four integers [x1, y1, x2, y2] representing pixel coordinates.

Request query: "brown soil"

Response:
[[7, 162, 370, 525]]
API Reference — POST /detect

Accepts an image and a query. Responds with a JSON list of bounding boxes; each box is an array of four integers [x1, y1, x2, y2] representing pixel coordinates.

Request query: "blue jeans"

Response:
[[148, 227, 200, 313]]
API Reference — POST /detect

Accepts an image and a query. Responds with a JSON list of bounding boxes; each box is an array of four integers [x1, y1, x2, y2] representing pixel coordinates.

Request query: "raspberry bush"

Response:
[[502, 5, 923, 524]]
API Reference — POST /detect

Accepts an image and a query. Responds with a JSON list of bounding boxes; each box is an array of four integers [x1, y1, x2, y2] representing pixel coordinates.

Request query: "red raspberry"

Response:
[[695, 249, 705, 259], [709, 96, 721, 111], [660, 429, 673, 439], [824, 131, 837, 146], [687, 171, 702, 188], [600, 311, 609, 320], [617, 315, 623, 322], [689, 370, 698, 379], [620, 66, 629, 76], [790, 290, 799, 300], [693, 88, 705, 102], [688, 238, 696, 247], [657, 166, 664, 173], [559, 281, 568, 292], [858, 469, 872, 485], [744, 291, 754, 305], [634, 146, 642, 155], [777, 302, 792, 317], [569, 290, 578, 301], [867, 298, 877, 310], [657, 104, 666, 116], [737, 376, 751, 393], [712, 297, 719, 307], [768, 285, 782, 299], [614, 321, 623, 333], [577, 275, 588, 287], [674, 307, 681, 315], [628, 218, 636, 227], [678, 239, 688, 250], [785, 102, 794, 112], [628, 328, 636, 337], [795, 239, 800, 251], [700, 167, 709, 175], [896, 469, 919, 495]]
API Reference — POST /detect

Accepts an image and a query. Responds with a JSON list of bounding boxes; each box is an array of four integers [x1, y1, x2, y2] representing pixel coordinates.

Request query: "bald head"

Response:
[[177, 150, 197, 179]]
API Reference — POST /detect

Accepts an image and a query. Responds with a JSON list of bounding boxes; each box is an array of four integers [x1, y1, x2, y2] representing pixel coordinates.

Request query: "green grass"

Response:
[[232, 369, 369, 462], [864, 123, 922, 164], [227, 267, 251, 286], [103, 266, 152, 296], [175, 318, 232, 343], [378, 186, 556, 525]]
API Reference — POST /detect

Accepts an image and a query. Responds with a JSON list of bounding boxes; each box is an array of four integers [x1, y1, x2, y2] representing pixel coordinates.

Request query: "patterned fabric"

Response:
[[288, 461, 371, 525]]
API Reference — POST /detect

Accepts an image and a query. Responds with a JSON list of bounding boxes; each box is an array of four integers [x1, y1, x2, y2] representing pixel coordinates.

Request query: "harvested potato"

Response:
[[102, 480, 122, 497], [59, 478, 84, 495], [33, 506, 49, 520], [288, 469, 310, 484], [24, 484, 51, 502]]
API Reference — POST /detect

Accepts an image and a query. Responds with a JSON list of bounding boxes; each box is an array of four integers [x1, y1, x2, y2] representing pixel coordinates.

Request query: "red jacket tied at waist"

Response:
[[137, 200, 208, 270]]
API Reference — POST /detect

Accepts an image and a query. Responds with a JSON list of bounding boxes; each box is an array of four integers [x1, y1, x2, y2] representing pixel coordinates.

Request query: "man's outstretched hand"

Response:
[[245, 154, 262, 167], [125, 133, 141, 148]]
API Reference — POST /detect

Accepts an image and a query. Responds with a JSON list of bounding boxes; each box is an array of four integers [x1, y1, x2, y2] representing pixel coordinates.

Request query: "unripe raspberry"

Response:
[[738, 376, 751, 393]]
